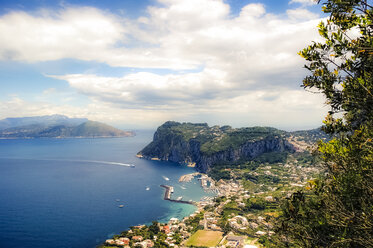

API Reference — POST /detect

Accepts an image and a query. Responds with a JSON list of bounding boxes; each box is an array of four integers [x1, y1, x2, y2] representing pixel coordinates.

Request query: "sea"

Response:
[[0, 130, 214, 248]]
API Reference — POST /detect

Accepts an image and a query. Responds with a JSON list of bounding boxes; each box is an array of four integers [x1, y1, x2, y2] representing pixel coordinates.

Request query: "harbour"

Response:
[[160, 185, 197, 206]]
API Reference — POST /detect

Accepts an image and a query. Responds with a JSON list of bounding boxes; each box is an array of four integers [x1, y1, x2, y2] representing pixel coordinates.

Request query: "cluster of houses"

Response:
[[105, 236, 154, 248], [162, 217, 191, 246], [104, 219, 188, 248]]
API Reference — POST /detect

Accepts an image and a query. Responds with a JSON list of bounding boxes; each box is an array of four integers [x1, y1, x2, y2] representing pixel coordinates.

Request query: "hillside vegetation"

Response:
[[139, 121, 327, 173]]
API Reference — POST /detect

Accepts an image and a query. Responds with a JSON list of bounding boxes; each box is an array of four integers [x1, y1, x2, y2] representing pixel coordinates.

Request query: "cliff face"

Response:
[[195, 137, 294, 172], [139, 121, 295, 173]]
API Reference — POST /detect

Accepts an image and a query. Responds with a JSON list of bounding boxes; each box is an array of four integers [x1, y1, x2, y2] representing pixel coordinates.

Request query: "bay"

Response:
[[0, 131, 211, 248]]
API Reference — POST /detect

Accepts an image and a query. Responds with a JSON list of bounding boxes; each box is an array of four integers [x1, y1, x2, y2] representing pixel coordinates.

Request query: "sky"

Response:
[[0, 0, 329, 130]]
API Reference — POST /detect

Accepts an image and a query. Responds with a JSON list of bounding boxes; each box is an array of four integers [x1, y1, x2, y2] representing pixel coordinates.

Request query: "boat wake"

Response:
[[74, 159, 135, 167], [0, 157, 135, 168]]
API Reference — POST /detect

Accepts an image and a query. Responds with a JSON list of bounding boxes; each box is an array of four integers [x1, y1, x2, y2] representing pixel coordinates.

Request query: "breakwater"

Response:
[[160, 185, 197, 205]]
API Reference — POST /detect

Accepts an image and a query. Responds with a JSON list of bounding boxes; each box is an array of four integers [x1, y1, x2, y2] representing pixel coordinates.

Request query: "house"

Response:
[[170, 225, 179, 232], [169, 217, 179, 224], [257, 216, 265, 223], [255, 231, 266, 237], [134, 242, 147, 248], [265, 196, 274, 202], [178, 223, 187, 230], [118, 237, 130, 245], [143, 239, 155, 247], [105, 239, 115, 245], [249, 222, 259, 229], [226, 235, 245, 248], [116, 240, 125, 246], [227, 240, 239, 248], [161, 225, 170, 234], [132, 236, 144, 241]]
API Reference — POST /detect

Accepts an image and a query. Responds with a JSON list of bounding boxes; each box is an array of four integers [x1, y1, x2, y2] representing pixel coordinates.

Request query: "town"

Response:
[[100, 151, 322, 248]]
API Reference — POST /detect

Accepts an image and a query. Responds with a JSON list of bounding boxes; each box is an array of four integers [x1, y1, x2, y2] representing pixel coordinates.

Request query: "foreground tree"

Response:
[[274, 1, 373, 247]]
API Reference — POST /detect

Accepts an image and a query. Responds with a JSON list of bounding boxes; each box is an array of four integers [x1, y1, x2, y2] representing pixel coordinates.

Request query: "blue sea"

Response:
[[0, 131, 213, 248]]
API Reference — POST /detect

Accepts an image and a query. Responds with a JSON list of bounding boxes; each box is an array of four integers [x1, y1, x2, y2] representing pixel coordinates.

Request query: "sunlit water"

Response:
[[0, 131, 213, 248]]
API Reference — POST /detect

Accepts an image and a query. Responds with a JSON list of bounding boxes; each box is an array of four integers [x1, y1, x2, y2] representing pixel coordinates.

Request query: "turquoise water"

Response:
[[0, 131, 213, 248]]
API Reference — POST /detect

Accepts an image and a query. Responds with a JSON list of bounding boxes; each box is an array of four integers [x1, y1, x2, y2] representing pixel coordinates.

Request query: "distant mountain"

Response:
[[0, 115, 134, 138], [0, 114, 88, 130]]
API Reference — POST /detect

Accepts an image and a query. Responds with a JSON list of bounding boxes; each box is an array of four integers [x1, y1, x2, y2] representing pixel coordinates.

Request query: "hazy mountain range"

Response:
[[0, 115, 134, 138]]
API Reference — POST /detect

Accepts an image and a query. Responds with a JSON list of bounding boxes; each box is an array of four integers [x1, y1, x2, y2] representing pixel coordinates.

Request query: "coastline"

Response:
[[100, 172, 217, 247]]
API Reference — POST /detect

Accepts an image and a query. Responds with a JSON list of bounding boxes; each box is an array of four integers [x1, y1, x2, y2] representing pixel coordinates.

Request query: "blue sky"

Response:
[[0, 0, 328, 130]]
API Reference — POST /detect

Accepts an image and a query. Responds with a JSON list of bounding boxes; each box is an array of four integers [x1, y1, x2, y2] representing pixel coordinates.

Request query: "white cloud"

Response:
[[50, 69, 232, 108], [0, 0, 327, 128], [0, 7, 125, 62], [289, 0, 318, 6], [0, 1, 322, 71], [287, 8, 319, 20]]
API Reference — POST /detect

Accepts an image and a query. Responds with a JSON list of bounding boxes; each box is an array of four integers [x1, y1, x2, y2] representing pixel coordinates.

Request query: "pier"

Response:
[[160, 185, 197, 206]]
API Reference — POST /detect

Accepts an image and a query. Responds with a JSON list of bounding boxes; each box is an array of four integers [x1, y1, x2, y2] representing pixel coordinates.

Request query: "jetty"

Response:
[[160, 185, 197, 206]]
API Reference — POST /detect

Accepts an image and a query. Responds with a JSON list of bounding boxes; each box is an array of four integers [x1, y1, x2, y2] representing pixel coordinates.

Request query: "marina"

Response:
[[160, 185, 197, 205]]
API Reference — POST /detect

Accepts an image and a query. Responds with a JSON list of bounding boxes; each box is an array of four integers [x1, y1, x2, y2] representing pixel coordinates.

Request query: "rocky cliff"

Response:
[[138, 121, 296, 173]]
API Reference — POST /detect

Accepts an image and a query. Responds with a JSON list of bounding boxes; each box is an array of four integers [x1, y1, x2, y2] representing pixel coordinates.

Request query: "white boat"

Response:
[[146, 187, 150, 191], [177, 196, 183, 201], [162, 176, 170, 181]]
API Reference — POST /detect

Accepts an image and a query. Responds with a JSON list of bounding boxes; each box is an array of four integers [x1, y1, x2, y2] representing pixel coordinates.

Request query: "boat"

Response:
[[116, 199, 120, 202], [162, 176, 170, 181], [146, 187, 150, 191], [118, 205, 124, 208], [177, 196, 183, 201]]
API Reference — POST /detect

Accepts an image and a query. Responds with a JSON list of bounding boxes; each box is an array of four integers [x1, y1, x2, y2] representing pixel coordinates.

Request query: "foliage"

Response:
[[199, 127, 283, 155], [253, 152, 289, 164], [184, 212, 204, 233], [244, 197, 267, 211], [275, 1, 373, 247], [209, 167, 232, 180]]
